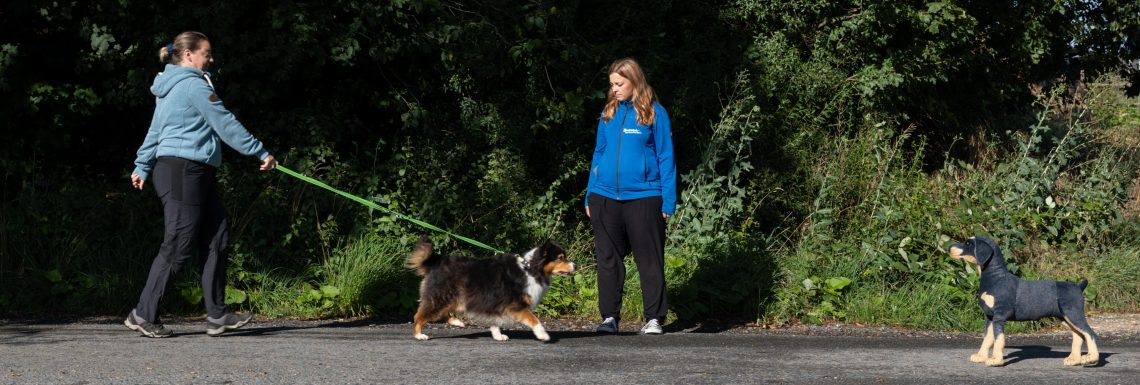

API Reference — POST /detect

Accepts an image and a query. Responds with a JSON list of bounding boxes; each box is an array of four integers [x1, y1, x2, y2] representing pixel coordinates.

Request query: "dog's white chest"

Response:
[[525, 276, 547, 310]]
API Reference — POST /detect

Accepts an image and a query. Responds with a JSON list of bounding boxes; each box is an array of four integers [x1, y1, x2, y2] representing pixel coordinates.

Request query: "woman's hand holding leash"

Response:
[[259, 154, 278, 171]]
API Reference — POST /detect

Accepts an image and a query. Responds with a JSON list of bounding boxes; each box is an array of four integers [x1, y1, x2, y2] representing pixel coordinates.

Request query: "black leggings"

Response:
[[588, 193, 668, 322], [134, 156, 230, 322]]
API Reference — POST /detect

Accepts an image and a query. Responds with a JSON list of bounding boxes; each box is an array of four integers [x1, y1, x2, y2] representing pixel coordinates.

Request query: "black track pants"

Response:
[[588, 193, 668, 322], [135, 157, 230, 322]]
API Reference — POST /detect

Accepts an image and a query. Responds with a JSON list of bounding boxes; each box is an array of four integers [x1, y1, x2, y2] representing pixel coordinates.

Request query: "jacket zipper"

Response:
[[616, 105, 630, 199]]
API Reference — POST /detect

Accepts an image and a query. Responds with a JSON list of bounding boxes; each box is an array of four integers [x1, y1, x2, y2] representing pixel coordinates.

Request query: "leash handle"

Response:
[[275, 165, 504, 254]]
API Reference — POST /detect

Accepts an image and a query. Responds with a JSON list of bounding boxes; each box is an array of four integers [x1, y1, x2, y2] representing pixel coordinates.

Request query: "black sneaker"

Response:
[[206, 312, 253, 336], [124, 310, 173, 338], [596, 317, 618, 334]]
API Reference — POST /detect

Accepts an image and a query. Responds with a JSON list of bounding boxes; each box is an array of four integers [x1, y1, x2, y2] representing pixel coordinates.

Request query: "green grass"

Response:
[[1087, 246, 1140, 312], [246, 233, 419, 318]]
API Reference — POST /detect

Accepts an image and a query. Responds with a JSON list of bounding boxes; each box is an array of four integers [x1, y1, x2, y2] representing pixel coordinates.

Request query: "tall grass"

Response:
[[246, 233, 418, 318], [322, 233, 419, 317]]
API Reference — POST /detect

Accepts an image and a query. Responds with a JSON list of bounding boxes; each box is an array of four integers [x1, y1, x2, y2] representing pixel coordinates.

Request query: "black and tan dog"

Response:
[[949, 236, 1099, 366], [407, 237, 575, 342]]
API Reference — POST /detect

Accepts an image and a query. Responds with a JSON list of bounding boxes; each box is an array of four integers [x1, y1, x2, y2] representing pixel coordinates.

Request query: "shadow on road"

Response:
[[664, 319, 749, 333], [1004, 345, 1114, 367], [202, 317, 408, 338], [394, 329, 647, 343]]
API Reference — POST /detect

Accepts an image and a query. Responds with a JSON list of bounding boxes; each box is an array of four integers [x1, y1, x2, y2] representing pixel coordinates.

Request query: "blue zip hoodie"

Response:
[[132, 64, 269, 181], [585, 100, 677, 215]]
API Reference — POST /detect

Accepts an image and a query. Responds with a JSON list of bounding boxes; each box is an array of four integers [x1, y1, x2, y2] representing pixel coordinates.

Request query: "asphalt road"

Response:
[[2, 318, 1137, 384]]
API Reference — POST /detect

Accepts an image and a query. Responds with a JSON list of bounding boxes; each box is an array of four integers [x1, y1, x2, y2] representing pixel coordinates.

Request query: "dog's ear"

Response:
[[536, 239, 566, 260], [973, 237, 994, 267]]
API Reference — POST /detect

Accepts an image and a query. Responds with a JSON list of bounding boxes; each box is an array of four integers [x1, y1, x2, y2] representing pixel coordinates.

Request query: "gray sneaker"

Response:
[[640, 319, 663, 335], [596, 317, 618, 334], [124, 309, 173, 338], [206, 312, 253, 336]]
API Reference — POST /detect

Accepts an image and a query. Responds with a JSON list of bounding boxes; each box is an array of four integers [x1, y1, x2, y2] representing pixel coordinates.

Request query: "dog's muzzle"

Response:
[[948, 245, 964, 260], [553, 262, 576, 277]]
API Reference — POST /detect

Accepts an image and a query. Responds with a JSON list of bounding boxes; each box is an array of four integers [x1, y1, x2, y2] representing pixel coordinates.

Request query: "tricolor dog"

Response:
[[407, 237, 575, 342], [949, 236, 1099, 366]]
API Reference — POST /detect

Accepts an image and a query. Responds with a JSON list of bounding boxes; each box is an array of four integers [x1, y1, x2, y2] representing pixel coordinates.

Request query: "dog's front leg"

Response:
[[985, 320, 1007, 367], [509, 309, 551, 342], [530, 322, 550, 341], [970, 321, 996, 363]]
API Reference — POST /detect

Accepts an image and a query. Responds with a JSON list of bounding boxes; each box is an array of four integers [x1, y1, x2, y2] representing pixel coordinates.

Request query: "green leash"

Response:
[[275, 165, 504, 254]]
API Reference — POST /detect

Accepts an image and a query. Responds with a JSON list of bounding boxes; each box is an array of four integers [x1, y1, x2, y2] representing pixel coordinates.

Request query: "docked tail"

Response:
[[1078, 279, 1088, 290], [407, 236, 436, 277]]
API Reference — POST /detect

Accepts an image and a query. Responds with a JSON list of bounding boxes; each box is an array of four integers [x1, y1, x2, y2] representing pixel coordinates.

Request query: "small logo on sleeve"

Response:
[[209, 94, 219, 103]]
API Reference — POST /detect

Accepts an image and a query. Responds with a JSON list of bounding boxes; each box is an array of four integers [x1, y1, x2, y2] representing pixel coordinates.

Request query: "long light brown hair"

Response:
[[601, 58, 656, 125], [158, 31, 209, 64]]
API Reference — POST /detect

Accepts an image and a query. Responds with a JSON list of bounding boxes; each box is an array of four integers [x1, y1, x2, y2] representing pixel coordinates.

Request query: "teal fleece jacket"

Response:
[[585, 100, 677, 215], [132, 64, 269, 181]]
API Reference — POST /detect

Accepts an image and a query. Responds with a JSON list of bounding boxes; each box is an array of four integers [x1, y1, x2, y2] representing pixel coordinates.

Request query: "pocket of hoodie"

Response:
[[643, 157, 659, 184], [595, 159, 616, 188]]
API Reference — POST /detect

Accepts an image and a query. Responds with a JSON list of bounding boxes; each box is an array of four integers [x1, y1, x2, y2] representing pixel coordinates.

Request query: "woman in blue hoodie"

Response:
[[126, 31, 277, 338], [586, 58, 677, 335]]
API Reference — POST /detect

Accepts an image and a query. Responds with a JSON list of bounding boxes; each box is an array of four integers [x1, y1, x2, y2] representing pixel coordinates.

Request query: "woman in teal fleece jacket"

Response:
[[125, 31, 277, 338], [585, 58, 677, 335]]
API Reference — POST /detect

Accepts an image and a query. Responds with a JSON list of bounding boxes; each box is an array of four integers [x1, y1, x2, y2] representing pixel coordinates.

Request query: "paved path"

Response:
[[2, 319, 1137, 384]]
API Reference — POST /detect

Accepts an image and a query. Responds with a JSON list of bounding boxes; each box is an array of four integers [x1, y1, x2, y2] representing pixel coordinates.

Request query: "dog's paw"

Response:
[[969, 354, 988, 363], [447, 318, 466, 328], [489, 326, 509, 341], [414, 333, 430, 341], [985, 357, 1005, 367], [531, 324, 551, 342], [1064, 354, 1083, 366], [1080, 354, 1099, 366]]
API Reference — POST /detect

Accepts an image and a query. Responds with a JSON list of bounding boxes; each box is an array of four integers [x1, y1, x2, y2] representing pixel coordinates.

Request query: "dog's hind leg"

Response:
[[1064, 315, 1100, 366], [970, 321, 996, 363], [508, 309, 551, 342], [1063, 323, 1086, 366], [489, 325, 509, 341], [447, 315, 466, 328], [412, 302, 450, 341]]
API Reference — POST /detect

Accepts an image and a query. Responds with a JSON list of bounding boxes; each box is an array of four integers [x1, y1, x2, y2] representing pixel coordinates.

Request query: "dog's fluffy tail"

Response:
[[407, 236, 436, 277], [1078, 279, 1089, 290]]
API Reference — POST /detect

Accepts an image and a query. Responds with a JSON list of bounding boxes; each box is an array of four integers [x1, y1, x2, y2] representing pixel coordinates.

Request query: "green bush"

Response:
[[764, 78, 1140, 329]]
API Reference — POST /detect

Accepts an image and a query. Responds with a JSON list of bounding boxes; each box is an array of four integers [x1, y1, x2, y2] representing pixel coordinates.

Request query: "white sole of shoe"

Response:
[[125, 319, 170, 338], [206, 316, 252, 336]]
